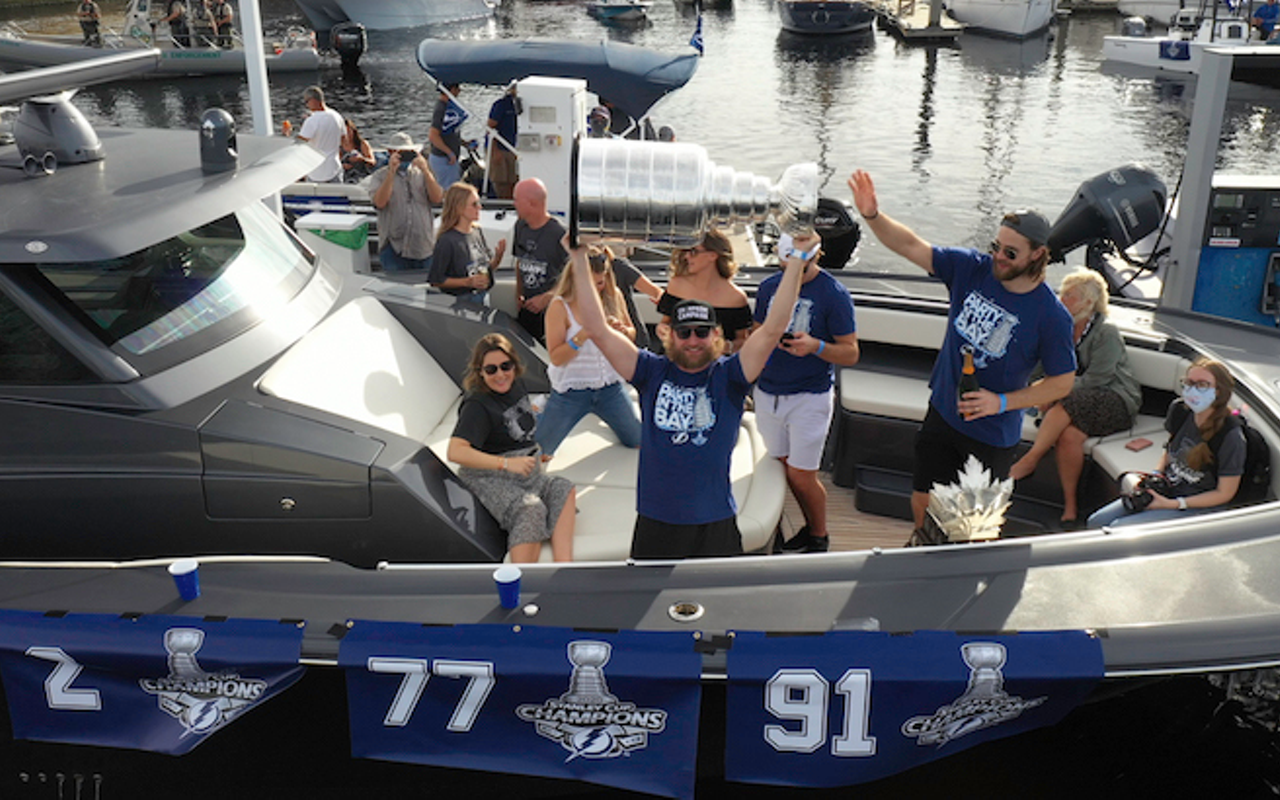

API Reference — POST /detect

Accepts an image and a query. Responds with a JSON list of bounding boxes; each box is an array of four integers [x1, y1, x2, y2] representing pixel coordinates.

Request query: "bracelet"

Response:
[[568, 338, 580, 351], [816, 340, 826, 355], [998, 393, 1007, 413], [863, 209, 879, 221], [500, 457, 507, 472], [1177, 496, 1188, 511]]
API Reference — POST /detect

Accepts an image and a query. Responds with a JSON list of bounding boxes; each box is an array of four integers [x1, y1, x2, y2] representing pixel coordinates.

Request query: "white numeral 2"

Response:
[[764, 668, 875, 757], [367, 657, 495, 731], [26, 647, 101, 711]]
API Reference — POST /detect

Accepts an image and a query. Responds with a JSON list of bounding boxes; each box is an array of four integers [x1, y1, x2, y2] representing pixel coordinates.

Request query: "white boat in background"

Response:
[[777, 0, 877, 34], [1102, 6, 1267, 77], [946, 0, 1057, 38], [1116, 0, 1184, 22], [291, 0, 493, 32]]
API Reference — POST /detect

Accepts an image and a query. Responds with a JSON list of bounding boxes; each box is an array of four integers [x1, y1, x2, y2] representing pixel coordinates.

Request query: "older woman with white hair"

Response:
[[1009, 269, 1142, 528]]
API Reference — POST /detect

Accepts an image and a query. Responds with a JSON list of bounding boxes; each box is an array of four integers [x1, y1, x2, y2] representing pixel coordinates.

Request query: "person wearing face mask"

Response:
[[1087, 358, 1245, 529], [1009, 269, 1141, 529]]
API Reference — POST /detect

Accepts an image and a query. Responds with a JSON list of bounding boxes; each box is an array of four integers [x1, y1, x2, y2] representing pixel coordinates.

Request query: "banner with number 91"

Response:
[[724, 629, 1103, 787]]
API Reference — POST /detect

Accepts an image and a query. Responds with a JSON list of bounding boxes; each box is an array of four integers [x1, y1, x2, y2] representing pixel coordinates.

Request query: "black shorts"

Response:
[[912, 405, 1018, 493], [631, 515, 743, 559]]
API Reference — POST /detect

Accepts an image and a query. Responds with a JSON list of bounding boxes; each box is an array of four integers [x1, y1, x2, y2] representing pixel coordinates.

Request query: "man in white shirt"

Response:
[[296, 86, 344, 183]]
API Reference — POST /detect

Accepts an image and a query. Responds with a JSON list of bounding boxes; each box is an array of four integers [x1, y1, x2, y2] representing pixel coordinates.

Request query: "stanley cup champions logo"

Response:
[[900, 642, 1046, 747], [516, 640, 669, 761], [139, 628, 268, 737]]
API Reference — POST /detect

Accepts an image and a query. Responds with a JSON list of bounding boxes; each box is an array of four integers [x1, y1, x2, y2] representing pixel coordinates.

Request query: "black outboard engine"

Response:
[[1047, 164, 1167, 263], [331, 22, 366, 68], [813, 196, 861, 270], [14, 91, 104, 176]]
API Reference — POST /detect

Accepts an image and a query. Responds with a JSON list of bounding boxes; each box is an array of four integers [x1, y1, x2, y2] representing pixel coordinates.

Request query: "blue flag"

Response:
[[690, 14, 704, 55], [0, 610, 305, 756], [341, 622, 703, 799]]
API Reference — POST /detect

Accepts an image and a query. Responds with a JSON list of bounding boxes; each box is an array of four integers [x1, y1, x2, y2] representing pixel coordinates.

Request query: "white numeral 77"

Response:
[[367, 657, 495, 731]]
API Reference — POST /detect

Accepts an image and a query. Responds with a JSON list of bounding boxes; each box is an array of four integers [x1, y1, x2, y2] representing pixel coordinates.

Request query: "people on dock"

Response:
[[210, 0, 234, 48], [448, 333, 576, 563], [511, 178, 568, 343], [340, 118, 376, 183], [756, 232, 860, 554], [568, 232, 812, 559], [1253, 0, 1278, 40], [428, 83, 467, 191], [1087, 359, 1244, 529], [368, 132, 443, 273], [429, 183, 506, 303], [486, 83, 520, 199], [1009, 269, 1141, 529], [77, 0, 101, 47], [296, 86, 345, 184], [534, 245, 642, 456], [847, 170, 1077, 535], [160, 0, 190, 48], [656, 229, 754, 355]]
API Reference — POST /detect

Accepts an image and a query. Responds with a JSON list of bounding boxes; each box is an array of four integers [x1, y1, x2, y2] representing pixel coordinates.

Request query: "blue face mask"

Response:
[[1182, 384, 1216, 413]]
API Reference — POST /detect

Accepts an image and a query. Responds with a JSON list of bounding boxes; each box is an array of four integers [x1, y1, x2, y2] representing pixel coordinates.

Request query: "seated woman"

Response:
[[1087, 358, 1245, 529], [1009, 269, 1142, 527], [429, 183, 507, 305], [656, 228, 753, 354], [535, 245, 643, 456], [447, 333, 575, 562], [340, 118, 376, 183]]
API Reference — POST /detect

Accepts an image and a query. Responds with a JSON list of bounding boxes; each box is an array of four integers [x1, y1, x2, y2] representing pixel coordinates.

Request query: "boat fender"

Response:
[[22, 152, 56, 178]]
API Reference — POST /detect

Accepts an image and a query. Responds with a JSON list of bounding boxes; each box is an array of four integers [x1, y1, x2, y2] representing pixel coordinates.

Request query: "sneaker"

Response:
[[780, 526, 829, 553]]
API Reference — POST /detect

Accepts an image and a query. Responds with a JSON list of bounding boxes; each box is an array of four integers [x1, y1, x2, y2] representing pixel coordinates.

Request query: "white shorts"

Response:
[[752, 387, 834, 472]]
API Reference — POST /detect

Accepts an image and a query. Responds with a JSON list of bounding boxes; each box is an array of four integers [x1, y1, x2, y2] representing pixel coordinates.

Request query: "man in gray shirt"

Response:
[[366, 132, 444, 272], [511, 178, 567, 342]]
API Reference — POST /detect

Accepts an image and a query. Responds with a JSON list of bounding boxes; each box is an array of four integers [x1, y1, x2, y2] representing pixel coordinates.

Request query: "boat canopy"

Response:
[[416, 38, 699, 117]]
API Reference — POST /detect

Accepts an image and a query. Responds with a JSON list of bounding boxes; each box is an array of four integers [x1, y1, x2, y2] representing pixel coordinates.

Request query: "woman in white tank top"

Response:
[[535, 246, 643, 455]]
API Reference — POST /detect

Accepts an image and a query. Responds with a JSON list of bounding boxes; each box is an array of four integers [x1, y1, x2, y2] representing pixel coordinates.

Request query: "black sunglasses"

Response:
[[989, 241, 1021, 261], [675, 325, 714, 340], [482, 360, 515, 375]]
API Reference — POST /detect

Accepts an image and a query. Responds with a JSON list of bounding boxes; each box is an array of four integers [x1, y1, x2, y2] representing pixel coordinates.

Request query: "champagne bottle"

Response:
[[958, 347, 979, 419]]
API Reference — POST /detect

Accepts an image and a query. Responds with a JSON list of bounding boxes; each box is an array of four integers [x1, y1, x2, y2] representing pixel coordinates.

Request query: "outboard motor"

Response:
[[14, 91, 104, 176], [813, 196, 861, 270], [331, 22, 366, 68], [199, 108, 237, 175], [1047, 164, 1167, 263], [1120, 15, 1148, 37]]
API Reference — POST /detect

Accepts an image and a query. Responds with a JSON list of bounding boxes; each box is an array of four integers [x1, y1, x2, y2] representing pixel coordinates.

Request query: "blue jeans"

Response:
[[379, 243, 431, 273], [1087, 497, 1213, 529], [429, 153, 462, 189], [535, 383, 642, 455]]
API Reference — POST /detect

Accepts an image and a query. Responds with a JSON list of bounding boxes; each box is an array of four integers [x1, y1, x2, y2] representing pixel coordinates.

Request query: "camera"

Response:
[[395, 150, 416, 173], [780, 332, 797, 341], [1121, 474, 1173, 513]]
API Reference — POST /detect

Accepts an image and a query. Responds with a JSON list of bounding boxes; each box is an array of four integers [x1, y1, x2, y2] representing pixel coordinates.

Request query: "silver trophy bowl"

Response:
[[574, 138, 819, 246]]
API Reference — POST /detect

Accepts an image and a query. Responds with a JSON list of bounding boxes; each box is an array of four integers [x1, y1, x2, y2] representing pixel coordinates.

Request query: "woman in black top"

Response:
[[657, 228, 753, 353], [447, 333, 575, 562]]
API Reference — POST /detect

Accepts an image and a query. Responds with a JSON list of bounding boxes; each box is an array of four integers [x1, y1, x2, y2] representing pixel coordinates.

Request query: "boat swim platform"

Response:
[[875, 0, 964, 41]]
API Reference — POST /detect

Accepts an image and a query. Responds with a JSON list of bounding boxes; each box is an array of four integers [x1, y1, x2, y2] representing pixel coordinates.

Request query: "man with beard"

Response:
[[847, 170, 1076, 533], [568, 234, 813, 559]]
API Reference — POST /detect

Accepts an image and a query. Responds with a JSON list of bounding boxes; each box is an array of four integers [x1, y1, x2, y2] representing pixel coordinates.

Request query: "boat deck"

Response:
[[875, 0, 964, 41], [778, 471, 915, 551]]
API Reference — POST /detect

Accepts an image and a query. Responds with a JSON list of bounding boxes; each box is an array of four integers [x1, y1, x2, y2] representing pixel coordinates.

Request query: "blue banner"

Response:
[[0, 610, 305, 755], [724, 629, 1103, 787], [340, 622, 702, 799]]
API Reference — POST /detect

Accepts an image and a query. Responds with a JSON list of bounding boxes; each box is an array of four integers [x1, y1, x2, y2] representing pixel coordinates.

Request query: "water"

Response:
[[4, 1, 1280, 795]]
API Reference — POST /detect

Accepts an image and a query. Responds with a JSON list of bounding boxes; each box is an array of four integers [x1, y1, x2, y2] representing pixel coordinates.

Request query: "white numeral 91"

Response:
[[764, 668, 876, 756]]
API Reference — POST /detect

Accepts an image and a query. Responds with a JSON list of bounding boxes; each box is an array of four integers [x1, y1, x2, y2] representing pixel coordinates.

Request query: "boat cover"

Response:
[[416, 38, 699, 117]]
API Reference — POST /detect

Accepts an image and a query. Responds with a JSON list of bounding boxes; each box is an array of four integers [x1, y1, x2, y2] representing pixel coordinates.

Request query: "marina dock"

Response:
[[876, 0, 964, 41]]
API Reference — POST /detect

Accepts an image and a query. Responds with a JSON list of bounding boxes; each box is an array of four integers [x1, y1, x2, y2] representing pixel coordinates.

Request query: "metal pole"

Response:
[[240, 0, 272, 137]]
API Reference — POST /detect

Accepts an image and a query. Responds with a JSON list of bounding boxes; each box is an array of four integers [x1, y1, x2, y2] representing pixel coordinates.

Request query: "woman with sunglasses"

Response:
[[1009, 269, 1142, 529], [535, 246, 643, 456], [429, 183, 507, 304], [448, 334, 575, 562], [656, 228, 753, 354], [1087, 358, 1245, 529]]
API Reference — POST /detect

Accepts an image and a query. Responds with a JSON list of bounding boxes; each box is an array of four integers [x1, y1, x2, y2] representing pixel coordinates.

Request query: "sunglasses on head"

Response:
[[675, 325, 714, 340], [989, 241, 1021, 261], [482, 360, 515, 375]]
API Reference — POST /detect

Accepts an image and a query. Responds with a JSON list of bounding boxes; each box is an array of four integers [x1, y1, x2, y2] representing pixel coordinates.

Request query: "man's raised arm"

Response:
[[567, 240, 639, 382]]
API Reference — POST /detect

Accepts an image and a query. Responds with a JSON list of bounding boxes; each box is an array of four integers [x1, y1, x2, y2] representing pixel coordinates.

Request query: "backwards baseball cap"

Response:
[[1001, 209, 1051, 247], [672, 299, 718, 329]]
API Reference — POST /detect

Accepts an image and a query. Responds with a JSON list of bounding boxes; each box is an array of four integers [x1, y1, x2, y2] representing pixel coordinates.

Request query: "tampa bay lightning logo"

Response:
[[515, 640, 669, 761], [138, 628, 268, 738]]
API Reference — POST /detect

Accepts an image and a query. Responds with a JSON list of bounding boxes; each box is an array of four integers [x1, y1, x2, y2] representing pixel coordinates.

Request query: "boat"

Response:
[[0, 0, 322, 75], [291, 0, 493, 32], [946, 0, 1057, 38], [587, 0, 655, 23], [1102, 3, 1271, 79], [1117, 0, 1184, 22], [777, 0, 877, 35], [6, 37, 1280, 795]]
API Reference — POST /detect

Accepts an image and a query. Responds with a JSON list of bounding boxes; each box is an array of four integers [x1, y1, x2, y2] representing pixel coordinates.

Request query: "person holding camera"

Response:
[[368, 132, 443, 273], [1087, 359, 1245, 529]]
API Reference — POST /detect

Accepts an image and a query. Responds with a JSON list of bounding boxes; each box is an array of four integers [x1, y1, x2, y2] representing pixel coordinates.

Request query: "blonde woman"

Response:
[[428, 183, 507, 303], [535, 246, 642, 456], [656, 228, 753, 353]]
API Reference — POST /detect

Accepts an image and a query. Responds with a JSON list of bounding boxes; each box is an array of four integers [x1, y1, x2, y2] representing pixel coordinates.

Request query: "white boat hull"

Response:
[[292, 0, 493, 31], [946, 0, 1057, 37], [1102, 18, 1260, 75]]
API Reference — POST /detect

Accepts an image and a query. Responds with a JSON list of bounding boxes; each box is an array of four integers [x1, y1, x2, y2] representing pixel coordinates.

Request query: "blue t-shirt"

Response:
[[488, 94, 518, 153], [631, 350, 750, 524], [1255, 2, 1278, 34], [930, 247, 1076, 448], [753, 268, 857, 395]]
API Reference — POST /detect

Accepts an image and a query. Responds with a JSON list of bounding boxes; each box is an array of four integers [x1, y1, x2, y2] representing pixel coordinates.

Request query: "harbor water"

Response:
[[3, 0, 1280, 797]]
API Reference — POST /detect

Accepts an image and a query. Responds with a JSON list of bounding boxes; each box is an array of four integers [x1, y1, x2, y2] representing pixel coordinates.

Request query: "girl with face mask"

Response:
[[1087, 358, 1247, 529]]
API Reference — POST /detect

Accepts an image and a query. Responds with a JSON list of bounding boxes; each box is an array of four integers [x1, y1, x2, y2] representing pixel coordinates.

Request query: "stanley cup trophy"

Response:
[[957, 641, 1008, 702], [573, 138, 820, 246], [560, 640, 618, 705], [165, 628, 208, 679]]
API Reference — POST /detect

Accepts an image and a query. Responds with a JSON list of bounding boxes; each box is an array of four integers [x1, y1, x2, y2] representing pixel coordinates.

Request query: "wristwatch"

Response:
[[1177, 497, 1188, 511]]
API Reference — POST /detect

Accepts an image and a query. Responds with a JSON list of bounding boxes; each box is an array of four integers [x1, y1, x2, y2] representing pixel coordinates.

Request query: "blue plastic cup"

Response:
[[493, 565, 521, 609], [168, 559, 200, 601]]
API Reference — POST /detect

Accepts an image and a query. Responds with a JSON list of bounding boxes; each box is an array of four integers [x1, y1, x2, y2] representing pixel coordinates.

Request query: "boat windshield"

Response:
[[32, 202, 314, 363]]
